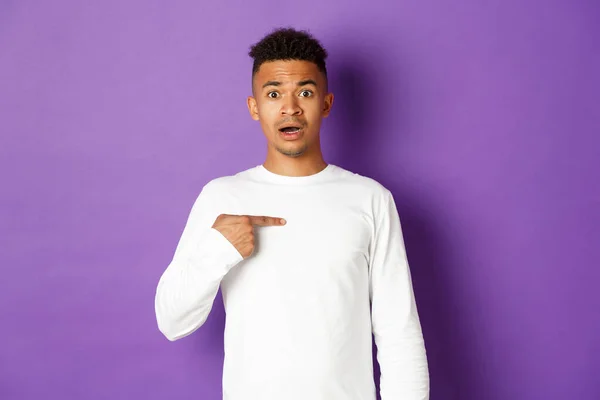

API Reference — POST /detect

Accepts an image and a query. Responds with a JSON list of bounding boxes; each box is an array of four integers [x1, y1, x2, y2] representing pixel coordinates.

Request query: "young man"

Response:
[[155, 28, 430, 400]]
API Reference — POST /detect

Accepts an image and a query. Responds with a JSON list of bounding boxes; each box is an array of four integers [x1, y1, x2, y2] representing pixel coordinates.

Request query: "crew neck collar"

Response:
[[254, 163, 336, 185]]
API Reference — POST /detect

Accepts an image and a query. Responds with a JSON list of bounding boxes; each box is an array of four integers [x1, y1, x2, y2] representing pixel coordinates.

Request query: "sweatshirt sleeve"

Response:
[[368, 190, 430, 399], [155, 182, 244, 341]]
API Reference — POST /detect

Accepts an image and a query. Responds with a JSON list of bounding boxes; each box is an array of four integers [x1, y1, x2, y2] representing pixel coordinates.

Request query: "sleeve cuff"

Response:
[[196, 227, 245, 271]]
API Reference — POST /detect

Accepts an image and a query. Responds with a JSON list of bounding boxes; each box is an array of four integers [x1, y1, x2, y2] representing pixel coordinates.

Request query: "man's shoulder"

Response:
[[333, 165, 392, 199], [200, 165, 258, 193]]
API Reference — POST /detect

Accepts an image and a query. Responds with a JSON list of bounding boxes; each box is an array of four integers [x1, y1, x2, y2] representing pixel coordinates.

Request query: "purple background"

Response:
[[1, 1, 598, 399]]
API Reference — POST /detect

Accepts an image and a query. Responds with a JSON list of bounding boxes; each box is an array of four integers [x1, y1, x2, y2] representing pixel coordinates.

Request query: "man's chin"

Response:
[[276, 144, 308, 158]]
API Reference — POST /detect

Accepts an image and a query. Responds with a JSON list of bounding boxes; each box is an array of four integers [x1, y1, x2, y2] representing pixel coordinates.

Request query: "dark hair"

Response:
[[249, 27, 328, 79]]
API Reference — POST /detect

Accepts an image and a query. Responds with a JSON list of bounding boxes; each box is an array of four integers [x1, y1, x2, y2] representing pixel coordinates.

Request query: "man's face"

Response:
[[247, 60, 334, 158]]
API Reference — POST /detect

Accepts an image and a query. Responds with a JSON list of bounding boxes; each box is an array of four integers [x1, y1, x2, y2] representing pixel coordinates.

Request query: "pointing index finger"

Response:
[[247, 215, 287, 226]]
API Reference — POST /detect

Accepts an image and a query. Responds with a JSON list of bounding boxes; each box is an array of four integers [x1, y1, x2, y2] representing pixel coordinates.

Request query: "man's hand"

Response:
[[212, 214, 286, 258]]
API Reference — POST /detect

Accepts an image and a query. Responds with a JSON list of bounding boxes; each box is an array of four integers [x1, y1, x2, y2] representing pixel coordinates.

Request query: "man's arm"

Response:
[[154, 182, 244, 341], [368, 190, 430, 399]]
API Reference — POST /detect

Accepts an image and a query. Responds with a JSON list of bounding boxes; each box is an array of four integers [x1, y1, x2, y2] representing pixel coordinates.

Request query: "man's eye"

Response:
[[299, 90, 313, 97], [268, 92, 279, 98]]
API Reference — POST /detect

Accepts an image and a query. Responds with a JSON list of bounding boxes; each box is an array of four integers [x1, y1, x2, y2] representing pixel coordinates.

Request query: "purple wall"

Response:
[[1, 1, 598, 399]]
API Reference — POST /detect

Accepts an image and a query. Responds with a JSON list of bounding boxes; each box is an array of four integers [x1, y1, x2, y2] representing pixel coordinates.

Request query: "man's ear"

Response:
[[322, 92, 334, 118], [247, 96, 259, 121]]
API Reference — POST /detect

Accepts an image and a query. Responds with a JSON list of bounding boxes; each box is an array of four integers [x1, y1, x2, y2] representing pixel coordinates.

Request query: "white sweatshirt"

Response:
[[155, 163, 429, 400]]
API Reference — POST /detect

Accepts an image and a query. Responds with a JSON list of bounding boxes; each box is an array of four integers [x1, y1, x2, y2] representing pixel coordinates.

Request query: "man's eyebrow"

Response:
[[297, 79, 317, 87], [262, 81, 281, 89]]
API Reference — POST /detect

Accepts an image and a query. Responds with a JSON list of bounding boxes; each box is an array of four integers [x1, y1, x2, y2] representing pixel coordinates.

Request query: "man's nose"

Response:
[[280, 96, 302, 115]]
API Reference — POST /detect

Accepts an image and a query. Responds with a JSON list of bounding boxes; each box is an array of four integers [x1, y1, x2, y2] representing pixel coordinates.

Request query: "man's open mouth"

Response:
[[279, 126, 302, 133]]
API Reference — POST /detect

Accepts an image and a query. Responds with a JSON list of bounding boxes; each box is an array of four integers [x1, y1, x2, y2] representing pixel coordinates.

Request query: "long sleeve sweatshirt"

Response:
[[155, 163, 429, 400]]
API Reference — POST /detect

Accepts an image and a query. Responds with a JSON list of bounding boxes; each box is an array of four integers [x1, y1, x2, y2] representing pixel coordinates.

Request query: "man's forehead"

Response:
[[255, 60, 323, 85]]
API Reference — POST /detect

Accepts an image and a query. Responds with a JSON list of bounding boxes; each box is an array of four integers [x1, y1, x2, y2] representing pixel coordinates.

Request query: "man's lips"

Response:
[[279, 128, 303, 140], [277, 118, 305, 132]]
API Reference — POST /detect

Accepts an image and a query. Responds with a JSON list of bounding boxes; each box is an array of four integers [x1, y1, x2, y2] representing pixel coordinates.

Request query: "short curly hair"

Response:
[[249, 27, 328, 80]]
